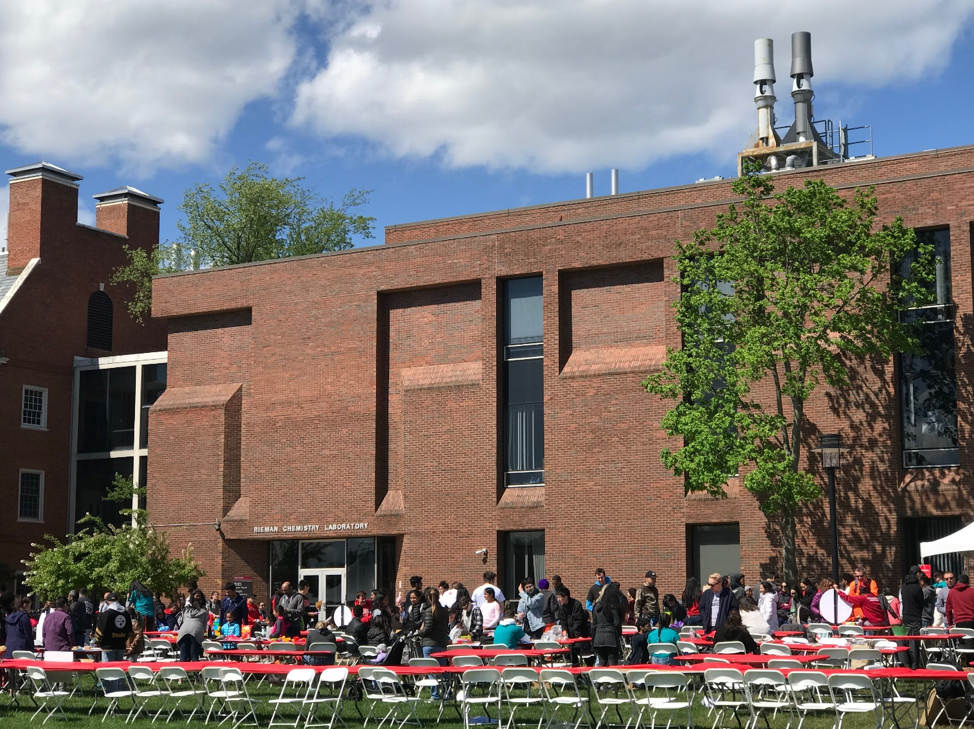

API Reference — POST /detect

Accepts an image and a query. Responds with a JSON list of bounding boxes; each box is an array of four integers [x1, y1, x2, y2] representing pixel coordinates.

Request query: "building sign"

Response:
[[252, 523, 368, 534], [233, 575, 253, 598]]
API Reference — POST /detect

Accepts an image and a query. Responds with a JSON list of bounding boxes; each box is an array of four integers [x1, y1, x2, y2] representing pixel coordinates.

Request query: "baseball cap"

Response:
[[645, 571, 656, 579]]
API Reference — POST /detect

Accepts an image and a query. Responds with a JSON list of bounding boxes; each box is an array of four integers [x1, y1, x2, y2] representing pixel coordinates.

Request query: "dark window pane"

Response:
[[506, 402, 544, 474], [507, 358, 543, 405], [899, 228, 951, 307], [376, 537, 398, 594], [301, 540, 345, 569], [346, 538, 376, 600], [74, 458, 133, 530], [270, 541, 300, 599], [140, 364, 167, 449], [139, 456, 147, 511], [505, 277, 543, 345], [503, 531, 544, 599], [904, 517, 963, 576], [78, 370, 109, 453], [900, 321, 958, 467], [19, 472, 42, 520], [109, 368, 136, 450]]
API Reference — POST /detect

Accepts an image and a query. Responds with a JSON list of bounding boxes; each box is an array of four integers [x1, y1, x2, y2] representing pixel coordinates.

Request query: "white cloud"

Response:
[[292, 0, 974, 173], [0, 1, 301, 175]]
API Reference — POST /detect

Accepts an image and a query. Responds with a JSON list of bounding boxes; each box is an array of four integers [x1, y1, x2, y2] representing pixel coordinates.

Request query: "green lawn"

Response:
[[0, 671, 935, 729]]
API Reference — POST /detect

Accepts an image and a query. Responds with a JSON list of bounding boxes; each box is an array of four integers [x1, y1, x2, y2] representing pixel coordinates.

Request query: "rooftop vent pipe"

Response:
[[610, 169, 619, 195], [790, 31, 814, 143], [585, 172, 594, 198], [752, 38, 778, 148]]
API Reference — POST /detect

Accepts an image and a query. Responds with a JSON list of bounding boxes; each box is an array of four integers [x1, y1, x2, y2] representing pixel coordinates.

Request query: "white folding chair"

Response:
[[452, 655, 485, 668], [534, 641, 570, 667], [147, 638, 177, 661], [761, 643, 792, 656], [407, 658, 451, 722], [268, 667, 316, 728], [356, 645, 379, 664], [202, 665, 238, 724], [25, 666, 70, 725], [828, 673, 882, 729], [356, 666, 388, 727], [494, 653, 529, 667], [634, 671, 692, 729], [539, 669, 590, 729], [848, 648, 883, 669], [787, 671, 833, 729], [703, 667, 748, 729], [767, 659, 803, 671], [921, 627, 947, 662], [94, 666, 136, 723], [815, 647, 850, 669], [951, 628, 974, 665], [501, 667, 548, 729], [647, 643, 680, 665], [304, 666, 349, 729], [458, 668, 503, 729], [158, 665, 206, 723], [838, 625, 864, 637], [714, 641, 746, 655], [484, 644, 508, 650], [677, 641, 700, 654], [588, 669, 633, 729], [128, 664, 170, 722], [743, 669, 791, 729], [217, 667, 260, 728], [369, 666, 422, 729]]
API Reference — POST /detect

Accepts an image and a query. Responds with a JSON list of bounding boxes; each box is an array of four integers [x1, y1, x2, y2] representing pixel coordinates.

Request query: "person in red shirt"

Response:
[[847, 567, 879, 622], [946, 574, 974, 627], [838, 590, 889, 627], [246, 596, 262, 625]]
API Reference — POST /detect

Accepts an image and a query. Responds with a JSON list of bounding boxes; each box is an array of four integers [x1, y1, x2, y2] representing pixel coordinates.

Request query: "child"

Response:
[[221, 611, 241, 638], [493, 607, 526, 648], [267, 605, 290, 639]]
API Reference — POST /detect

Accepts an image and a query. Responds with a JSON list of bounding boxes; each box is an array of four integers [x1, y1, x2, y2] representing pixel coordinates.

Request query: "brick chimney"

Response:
[[5, 162, 83, 273], [92, 186, 163, 251]]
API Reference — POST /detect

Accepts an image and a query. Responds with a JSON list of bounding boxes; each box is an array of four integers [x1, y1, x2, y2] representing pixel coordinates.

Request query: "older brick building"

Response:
[[150, 144, 974, 607], [0, 163, 167, 590]]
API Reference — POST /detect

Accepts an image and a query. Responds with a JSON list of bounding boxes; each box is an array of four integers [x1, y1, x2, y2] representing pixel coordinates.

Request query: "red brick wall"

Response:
[[151, 144, 974, 600]]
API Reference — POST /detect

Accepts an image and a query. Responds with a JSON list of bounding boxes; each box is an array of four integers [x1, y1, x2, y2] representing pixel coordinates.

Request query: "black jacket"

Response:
[[305, 625, 335, 652], [699, 587, 739, 633], [628, 632, 650, 665], [346, 617, 369, 647], [68, 599, 87, 635], [714, 624, 759, 654], [367, 625, 390, 646], [94, 606, 132, 650], [417, 604, 450, 648], [559, 597, 590, 638], [900, 575, 925, 625], [542, 592, 560, 625], [729, 574, 745, 602], [591, 599, 622, 649]]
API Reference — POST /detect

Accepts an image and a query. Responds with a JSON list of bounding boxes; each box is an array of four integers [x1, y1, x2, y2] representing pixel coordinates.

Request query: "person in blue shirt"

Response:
[[517, 579, 546, 639], [493, 607, 526, 649], [221, 612, 241, 638], [220, 582, 248, 629], [646, 613, 680, 665]]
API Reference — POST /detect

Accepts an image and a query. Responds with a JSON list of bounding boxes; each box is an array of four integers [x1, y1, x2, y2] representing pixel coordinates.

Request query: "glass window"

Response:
[[301, 540, 345, 569], [504, 277, 544, 487], [78, 367, 136, 453], [376, 537, 398, 593], [505, 277, 543, 345], [269, 541, 300, 598], [503, 531, 544, 599], [22, 386, 47, 429], [138, 456, 147, 512], [18, 471, 43, 521], [346, 538, 376, 600], [74, 458, 133, 530], [140, 364, 167, 448], [904, 516, 963, 577], [899, 228, 958, 468]]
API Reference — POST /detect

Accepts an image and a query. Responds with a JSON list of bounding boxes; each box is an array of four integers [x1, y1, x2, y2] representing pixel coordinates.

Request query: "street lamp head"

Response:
[[817, 433, 844, 469]]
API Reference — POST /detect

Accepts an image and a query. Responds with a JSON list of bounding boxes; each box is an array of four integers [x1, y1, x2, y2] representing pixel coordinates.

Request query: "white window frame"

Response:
[[21, 385, 48, 430], [18, 469, 44, 522]]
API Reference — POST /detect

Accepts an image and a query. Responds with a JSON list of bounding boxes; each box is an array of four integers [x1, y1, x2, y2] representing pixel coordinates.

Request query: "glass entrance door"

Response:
[[299, 569, 346, 627]]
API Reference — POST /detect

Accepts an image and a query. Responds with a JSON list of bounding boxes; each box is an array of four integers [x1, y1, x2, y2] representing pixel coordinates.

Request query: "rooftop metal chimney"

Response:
[[610, 169, 619, 195], [751, 38, 779, 149], [585, 172, 594, 198], [790, 31, 814, 143]]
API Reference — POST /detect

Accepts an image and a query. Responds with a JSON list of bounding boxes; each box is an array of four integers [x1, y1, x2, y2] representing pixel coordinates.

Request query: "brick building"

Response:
[[150, 143, 973, 608], [0, 163, 167, 591]]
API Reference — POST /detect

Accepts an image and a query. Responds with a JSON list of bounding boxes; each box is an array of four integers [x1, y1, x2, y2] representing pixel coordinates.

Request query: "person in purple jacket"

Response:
[[809, 578, 831, 621], [43, 597, 74, 651]]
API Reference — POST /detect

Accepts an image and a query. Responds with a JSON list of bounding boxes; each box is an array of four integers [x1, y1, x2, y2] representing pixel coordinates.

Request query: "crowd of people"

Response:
[[3, 563, 974, 672]]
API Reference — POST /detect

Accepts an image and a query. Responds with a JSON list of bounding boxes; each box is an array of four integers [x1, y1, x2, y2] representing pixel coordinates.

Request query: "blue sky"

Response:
[[1, 1, 972, 252]]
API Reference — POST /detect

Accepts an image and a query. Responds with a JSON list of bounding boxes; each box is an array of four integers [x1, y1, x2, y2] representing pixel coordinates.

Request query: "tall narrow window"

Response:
[[87, 291, 113, 351], [504, 277, 544, 486], [22, 386, 47, 429], [503, 531, 545, 599], [18, 470, 44, 521], [899, 228, 958, 468]]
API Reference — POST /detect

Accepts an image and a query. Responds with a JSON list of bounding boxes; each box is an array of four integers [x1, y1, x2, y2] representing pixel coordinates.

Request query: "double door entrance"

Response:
[[298, 568, 345, 626]]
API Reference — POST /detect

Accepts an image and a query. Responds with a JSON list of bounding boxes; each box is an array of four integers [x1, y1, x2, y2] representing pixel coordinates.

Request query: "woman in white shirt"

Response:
[[481, 587, 502, 630], [758, 581, 779, 632]]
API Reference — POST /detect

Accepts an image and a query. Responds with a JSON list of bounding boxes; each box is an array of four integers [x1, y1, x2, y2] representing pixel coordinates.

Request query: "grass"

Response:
[[0, 669, 935, 729]]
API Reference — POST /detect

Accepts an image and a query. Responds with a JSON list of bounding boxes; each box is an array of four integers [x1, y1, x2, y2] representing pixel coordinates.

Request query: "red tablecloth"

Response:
[[675, 653, 821, 665], [431, 648, 568, 660], [204, 648, 332, 659]]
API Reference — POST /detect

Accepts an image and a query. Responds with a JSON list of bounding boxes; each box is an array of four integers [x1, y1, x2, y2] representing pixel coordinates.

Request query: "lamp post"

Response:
[[818, 433, 843, 626]]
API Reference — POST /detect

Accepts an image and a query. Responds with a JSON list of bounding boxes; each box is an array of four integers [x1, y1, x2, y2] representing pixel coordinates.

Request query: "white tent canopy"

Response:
[[920, 521, 974, 559]]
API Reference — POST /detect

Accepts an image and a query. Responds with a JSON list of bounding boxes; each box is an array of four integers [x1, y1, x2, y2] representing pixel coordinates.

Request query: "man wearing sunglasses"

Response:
[[699, 573, 739, 633]]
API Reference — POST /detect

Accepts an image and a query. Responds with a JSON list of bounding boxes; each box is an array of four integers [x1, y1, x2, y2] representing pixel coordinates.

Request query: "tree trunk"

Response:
[[781, 511, 798, 585]]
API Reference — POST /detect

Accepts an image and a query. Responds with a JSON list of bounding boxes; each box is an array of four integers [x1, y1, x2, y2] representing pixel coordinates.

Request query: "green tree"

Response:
[[643, 164, 937, 582], [112, 162, 375, 322], [23, 475, 204, 600]]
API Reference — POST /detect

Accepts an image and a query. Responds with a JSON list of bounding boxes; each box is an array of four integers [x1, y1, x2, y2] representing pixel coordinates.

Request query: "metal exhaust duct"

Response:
[[790, 31, 814, 143], [586, 172, 594, 198], [752, 38, 777, 148], [610, 169, 619, 195]]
